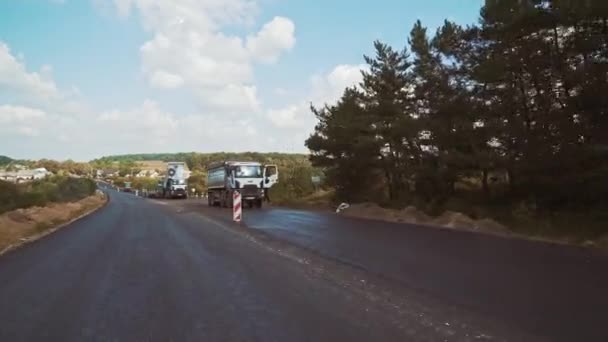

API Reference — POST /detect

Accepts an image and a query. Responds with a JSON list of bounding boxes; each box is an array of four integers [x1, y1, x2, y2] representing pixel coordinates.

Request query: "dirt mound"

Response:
[[395, 206, 431, 224], [431, 213, 509, 234], [475, 218, 509, 233], [432, 211, 477, 230], [340, 203, 511, 235], [343, 203, 432, 225], [344, 203, 394, 221], [596, 235, 608, 249]]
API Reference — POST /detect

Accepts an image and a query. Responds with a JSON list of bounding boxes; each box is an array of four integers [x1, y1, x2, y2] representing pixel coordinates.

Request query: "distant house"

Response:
[[136, 160, 191, 178], [31, 168, 51, 180], [97, 169, 119, 178], [0, 167, 50, 183], [0, 171, 16, 182], [135, 170, 160, 178]]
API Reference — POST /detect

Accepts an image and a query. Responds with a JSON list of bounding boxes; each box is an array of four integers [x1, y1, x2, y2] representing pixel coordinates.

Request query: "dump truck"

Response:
[[160, 162, 188, 199], [206, 161, 278, 208]]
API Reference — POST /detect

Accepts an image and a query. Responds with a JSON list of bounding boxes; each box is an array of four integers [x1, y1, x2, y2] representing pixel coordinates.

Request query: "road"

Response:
[[185, 199, 608, 342], [0, 190, 604, 341]]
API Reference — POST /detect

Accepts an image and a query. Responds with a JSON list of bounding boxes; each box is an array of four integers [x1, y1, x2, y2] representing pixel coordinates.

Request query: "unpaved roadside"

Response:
[[0, 191, 107, 255], [333, 202, 608, 250]]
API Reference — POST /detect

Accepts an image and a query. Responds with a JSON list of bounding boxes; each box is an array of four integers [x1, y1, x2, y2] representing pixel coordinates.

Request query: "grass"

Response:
[[272, 189, 335, 209], [0, 193, 106, 253]]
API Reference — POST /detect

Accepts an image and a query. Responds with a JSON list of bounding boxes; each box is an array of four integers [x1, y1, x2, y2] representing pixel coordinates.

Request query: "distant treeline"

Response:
[[0, 156, 13, 166], [94, 152, 324, 204], [91, 152, 309, 170], [306, 0, 608, 220]]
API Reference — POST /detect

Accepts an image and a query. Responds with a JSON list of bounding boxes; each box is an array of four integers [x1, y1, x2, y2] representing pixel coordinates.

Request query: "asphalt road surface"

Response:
[[184, 198, 608, 342], [0, 190, 605, 341]]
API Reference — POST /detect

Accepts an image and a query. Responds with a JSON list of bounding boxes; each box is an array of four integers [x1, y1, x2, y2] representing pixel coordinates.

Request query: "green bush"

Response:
[[16, 191, 49, 208], [0, 181, 18, 213], [0, 177, 96, 214]]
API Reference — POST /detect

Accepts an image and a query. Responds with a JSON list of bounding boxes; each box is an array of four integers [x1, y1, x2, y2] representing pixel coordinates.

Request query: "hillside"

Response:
[[0, 156, 13, 166]]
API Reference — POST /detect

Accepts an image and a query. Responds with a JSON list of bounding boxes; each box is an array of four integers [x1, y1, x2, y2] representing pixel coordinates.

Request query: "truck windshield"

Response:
[[235, 166, 262, 178]]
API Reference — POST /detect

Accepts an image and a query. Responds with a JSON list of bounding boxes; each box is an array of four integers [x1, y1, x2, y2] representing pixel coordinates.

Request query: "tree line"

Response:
[[306, 0, 608, 213], [93, 152, 322, 203]]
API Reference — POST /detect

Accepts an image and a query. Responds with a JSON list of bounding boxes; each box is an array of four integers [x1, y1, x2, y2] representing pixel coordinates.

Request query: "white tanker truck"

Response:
[[206, 161, 278, 208], [160, 162, 188, 199]]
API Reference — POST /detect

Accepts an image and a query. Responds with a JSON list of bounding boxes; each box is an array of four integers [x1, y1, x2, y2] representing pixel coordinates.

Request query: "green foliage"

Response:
[[306, 0, 608, 235], [92, 152, 310, 170], [0, 155, 13, 166], [130, 177, 159, 191], [0, 176, 97, 214], [187, 171, 207, 195], [270, 161, 316, 203]]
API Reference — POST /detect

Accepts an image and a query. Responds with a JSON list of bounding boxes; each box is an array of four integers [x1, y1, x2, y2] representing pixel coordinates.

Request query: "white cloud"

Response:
[[98, 99, 178, 143], [149, 70, 184, 89], [116, 0, 294, 114], [267, 105, 301, 128], [0, 104, 46, 123], [0, 42, 61, 104], [196, 84, 260, 113], [0, 4, 363, 159], [247, 16, 296, 64], [0, 105, 47, 138], [311, 64, 366, 104], [266, 64, 365, 131]]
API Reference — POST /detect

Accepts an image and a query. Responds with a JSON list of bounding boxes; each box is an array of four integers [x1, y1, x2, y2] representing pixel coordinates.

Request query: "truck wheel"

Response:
[[255, 199, 262, 208], [247, 201, 253, 209], [222, 192, 229, 208]]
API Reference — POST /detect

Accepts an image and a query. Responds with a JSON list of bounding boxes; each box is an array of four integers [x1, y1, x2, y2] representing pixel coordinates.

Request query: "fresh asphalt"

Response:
[[189, 199, 608, 342], [0, 189, 606, 341]]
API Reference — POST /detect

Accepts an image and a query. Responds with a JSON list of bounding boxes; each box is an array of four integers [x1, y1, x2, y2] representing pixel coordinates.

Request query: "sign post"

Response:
[[233, 191, 242, 223]]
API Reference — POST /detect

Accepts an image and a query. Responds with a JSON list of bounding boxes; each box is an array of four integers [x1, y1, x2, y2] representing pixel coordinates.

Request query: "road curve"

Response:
[[1, 189, 606, 341], [0, 190, 445, 342]]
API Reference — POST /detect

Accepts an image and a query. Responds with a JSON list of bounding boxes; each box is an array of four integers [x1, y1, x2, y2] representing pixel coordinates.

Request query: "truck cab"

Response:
[[162, 162, 188, 199], [206, 161, 278, 208]]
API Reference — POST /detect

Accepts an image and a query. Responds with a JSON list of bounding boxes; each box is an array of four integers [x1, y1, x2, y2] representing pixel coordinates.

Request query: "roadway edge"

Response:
[[0, 191, 110, 257]]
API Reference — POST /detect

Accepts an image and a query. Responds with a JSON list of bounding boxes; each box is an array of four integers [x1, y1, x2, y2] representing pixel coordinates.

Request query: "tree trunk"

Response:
[[506, 167, 515, 194], [482, 169, 490, 198]]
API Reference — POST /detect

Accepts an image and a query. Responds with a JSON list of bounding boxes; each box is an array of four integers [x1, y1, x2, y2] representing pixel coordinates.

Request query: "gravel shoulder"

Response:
[[0, 191, 107, 255]]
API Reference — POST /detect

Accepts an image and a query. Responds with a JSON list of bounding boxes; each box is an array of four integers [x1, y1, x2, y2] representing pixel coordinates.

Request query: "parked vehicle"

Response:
[[160, 162, 188, 199], [206, 161, 278, 208]]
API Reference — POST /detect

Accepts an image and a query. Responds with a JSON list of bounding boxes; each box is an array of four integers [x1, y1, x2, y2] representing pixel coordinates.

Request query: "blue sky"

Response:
[[0, 0, 483, 160]]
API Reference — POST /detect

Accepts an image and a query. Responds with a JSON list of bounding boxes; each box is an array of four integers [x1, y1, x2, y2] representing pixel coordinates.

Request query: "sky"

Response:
[[0, 0, 483, 161]]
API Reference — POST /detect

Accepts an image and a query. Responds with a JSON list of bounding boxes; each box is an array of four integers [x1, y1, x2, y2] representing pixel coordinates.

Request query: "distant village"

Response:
[[1, 160, 191, 184], [95, 160, 192, 179], [0, 164, 52, 183]]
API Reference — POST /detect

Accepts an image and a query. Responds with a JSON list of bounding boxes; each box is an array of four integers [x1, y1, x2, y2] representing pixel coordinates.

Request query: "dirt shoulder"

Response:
[[0, 191, 107, 255], [338, 202, 608, 250]]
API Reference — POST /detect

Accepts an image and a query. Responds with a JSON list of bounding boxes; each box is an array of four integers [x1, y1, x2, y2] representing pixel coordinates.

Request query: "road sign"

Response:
[[233, 191, 242, 223]]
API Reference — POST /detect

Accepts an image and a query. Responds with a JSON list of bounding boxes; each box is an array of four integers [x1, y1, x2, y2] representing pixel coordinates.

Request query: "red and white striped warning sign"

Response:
[[233, 190, 242, 223]]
